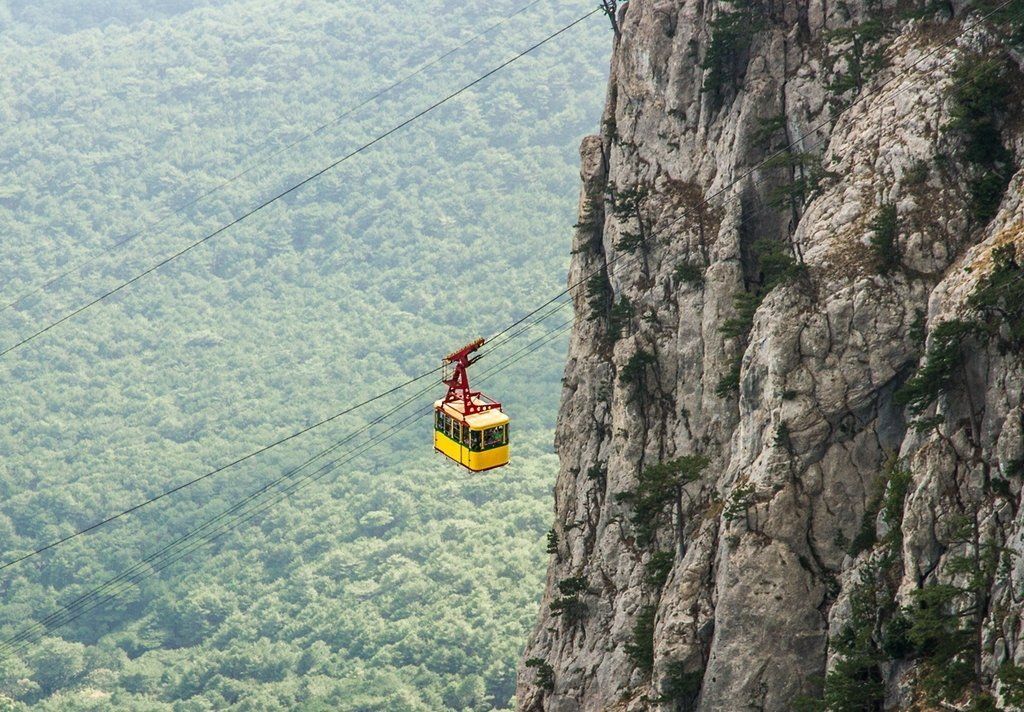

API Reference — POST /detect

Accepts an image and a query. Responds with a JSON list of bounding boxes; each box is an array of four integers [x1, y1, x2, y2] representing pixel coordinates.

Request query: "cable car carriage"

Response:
[[434, 338, 509, 472]]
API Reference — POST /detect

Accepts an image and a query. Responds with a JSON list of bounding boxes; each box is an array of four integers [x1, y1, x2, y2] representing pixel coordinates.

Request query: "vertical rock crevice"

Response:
[[519, 2, 1024, 710]]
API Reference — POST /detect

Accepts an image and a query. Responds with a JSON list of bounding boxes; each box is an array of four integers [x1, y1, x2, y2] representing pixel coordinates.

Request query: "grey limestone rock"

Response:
[[518, 1, 1024, 710]]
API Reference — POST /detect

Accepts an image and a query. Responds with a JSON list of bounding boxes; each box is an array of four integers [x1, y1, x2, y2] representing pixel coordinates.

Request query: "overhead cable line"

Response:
[[0, 0, 546, 315], [0, 381, 437, 655], [451, 316, 577, 483], [0, 297, 575, 573], [4, 0, 1010, 575], [480, 315, 575, 384], [0, 366, 441, 572], [0, 6, 602, 361], [0, 313, 574, 655], [3, 0, 1013, 657]]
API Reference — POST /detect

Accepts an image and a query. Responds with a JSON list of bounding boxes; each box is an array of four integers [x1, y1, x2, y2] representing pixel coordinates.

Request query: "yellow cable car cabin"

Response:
[[433, 338, 510, 472], [433, 398, 509, 472]]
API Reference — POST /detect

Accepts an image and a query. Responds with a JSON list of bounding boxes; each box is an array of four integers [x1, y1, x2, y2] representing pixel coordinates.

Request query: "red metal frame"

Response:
[[441, 337, 502, 416]]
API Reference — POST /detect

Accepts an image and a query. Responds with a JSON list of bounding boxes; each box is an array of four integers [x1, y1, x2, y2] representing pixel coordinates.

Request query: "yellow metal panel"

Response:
[[467, 444, 509, 471], [434, 402, 509, 471], [434, 430, 466, 466]]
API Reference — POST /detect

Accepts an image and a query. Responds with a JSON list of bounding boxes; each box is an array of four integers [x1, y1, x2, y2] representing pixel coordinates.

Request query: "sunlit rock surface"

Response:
[[518, 1, 1024, 709]]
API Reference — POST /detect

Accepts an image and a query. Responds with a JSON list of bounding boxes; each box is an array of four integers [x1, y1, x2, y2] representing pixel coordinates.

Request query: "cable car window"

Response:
[[435, 410, 444, 431], [483, 426, 505, 449], [470, 430, 482, 451]]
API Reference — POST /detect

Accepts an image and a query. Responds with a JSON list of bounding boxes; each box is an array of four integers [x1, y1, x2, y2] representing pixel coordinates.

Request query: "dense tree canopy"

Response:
[[0, 0, 609, 708]]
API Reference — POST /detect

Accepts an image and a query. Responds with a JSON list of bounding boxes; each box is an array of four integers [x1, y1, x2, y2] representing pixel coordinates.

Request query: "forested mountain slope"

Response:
[[0, 0, 609, 709], [517, 0, 1024, 710]]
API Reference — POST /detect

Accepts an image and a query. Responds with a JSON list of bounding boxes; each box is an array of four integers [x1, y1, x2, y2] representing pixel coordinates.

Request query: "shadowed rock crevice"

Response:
[[518, 1, 1024, 710]]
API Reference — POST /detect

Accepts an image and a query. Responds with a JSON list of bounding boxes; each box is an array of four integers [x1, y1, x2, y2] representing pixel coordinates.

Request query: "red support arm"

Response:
[[441, 338, 501, 415]]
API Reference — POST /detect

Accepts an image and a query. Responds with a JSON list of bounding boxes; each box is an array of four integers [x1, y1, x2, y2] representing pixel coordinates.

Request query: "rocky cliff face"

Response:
[[517, 1, 1024, 710]]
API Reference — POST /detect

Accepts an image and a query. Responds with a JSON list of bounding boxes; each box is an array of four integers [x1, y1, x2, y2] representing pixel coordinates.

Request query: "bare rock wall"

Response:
[[518, 1, 1024, 710]]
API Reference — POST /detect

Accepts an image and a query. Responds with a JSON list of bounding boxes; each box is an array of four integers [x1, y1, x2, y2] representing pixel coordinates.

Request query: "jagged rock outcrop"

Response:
[[518, 1, 1024, 710]]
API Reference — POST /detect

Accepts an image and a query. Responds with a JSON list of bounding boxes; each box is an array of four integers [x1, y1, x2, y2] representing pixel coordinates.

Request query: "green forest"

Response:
[[0, 0, 609, 708]]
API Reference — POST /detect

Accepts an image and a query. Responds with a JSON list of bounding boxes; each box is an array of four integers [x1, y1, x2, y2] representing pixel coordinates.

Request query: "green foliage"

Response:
[[911, 414, 945, 434], [880, 611, 913, 660], [714, 359, 742, 399], [0, 1, 610, 709], [658, 660, 703, 710], [820, 649, 885, 711], [644, 550, 676, 589], [909, 308, 927, 348], [701, 1, 761, 96], [807, 547, 909, 712], [868, 202, 899, 274], [550, 577, 589, 624], [880, 464, 912, 546], [717, 238, 804, 398], [969, 169, 1013, 222], [585, 270, 613, 321], [947, 57, 1012, 165], [848, 501, 880, 558], [524, 658, 555, 692], [616, 229, 646, 254], [546, 529, 559, 554], [753, 114, 787, 148], [849, 455, 913, 557], [974, 0, 1024, 43], [823, 20, 888, 108], [24, 638, 87, 697], [758, 237, 808, 288], [764, 152, 834, 209], [967, 243, 1024, 350], [610, 184, 650, 254], [720, 290, 763, 341], [945, 55, 1014, 222], [820, 571, 888, 709], [716, 288, 760, 398], [906, 584, 975, 704], [905, 158, 930, 186], [608, 295, 635, 342], [625, 604, 657, 674], [894, 319, 975, 416], [619, 348, 657, 385], [997, 662, 1024, 707], [557, 576, 589, 597], [895, 246, 1023, 429], [674, 261, 705, 287], [614, 455, 709, 545], [548, 595, 588, 624], [900, 511, 1007, 707], [723, 482, 755, 524], [1006, 456, 1024, 480], [773, 421, 791, 449]]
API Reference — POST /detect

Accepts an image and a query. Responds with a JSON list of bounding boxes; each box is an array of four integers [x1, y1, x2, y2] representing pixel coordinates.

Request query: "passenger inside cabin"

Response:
[[483, 426, 505, 449]]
